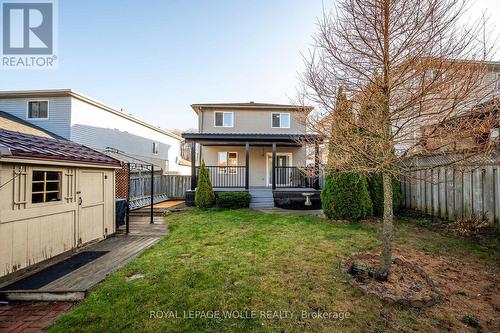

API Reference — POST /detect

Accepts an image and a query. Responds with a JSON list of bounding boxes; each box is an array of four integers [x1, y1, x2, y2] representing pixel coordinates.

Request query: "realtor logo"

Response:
[[1, 0, 58, 68]]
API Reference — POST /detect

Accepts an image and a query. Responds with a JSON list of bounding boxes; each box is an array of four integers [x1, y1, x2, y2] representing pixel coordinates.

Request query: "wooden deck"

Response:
[[1, 213, 167, 301]]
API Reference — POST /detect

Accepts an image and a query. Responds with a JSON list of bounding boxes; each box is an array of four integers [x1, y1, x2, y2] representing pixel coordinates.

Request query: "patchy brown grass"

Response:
[[49, 210, 498, 333]]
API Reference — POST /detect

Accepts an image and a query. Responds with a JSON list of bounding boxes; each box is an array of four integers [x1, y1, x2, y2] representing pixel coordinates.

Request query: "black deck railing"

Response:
[[194, 166, 319, 189], [196, 166, 246, 188], [275, 166, 316, 188]]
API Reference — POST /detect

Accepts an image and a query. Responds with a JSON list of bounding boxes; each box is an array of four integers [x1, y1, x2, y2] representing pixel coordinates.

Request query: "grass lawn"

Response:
[[48, 210, 499, 333]]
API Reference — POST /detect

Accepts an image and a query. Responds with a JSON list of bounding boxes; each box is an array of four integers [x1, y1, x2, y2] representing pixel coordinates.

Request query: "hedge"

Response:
[[321, 172, 372, 220], [217, 192, 252, 209], [367, 173, 401, 217]]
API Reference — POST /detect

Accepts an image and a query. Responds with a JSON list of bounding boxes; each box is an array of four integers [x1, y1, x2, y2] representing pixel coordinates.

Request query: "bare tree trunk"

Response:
[[380, 171, 393, 275]]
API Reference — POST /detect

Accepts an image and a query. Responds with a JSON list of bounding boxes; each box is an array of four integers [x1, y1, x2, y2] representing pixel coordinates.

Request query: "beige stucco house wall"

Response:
[[189, 103, 312, 188]]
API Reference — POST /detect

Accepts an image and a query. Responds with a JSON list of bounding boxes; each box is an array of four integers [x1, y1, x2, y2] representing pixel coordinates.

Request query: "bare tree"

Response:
[[300, 0, 499, 277]]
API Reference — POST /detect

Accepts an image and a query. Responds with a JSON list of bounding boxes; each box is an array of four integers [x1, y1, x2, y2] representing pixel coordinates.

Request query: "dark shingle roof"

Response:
[[0, 129, 121, 167]]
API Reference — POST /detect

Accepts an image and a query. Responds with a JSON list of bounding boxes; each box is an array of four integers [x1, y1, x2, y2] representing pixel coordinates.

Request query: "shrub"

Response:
[[321, 172, 372, 220], [217, 192, 251, 209], [195, 161, 215, 208], [367, 174, 401, 217]]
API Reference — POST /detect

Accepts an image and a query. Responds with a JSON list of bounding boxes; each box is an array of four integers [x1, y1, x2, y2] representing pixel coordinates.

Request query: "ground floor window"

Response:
[[218, 152, 238, 174], [32, 171, 62, 203]]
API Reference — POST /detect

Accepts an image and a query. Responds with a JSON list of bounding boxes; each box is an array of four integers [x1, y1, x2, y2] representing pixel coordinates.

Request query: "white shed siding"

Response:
[[0, 162, 116, 278], [70, 98, 189, 174], [0, 97, 72, 139]]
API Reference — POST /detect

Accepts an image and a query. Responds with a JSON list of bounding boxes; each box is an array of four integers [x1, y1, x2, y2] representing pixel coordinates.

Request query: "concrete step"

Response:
[[250, 203, 274, 208], [250, 198, 274, 202]]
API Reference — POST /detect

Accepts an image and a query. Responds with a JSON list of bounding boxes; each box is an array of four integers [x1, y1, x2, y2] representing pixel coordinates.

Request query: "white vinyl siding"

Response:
[[70, 98, 189, 175], [0, 97, 72, 138]]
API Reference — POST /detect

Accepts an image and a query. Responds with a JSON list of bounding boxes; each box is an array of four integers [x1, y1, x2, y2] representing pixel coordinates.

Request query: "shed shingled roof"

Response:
[[0, 128, 121, 167]]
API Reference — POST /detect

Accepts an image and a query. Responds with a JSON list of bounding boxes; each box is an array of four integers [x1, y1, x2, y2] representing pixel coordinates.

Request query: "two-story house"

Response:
[[0, 89, 190, 175], [182, 102, 322, 208]]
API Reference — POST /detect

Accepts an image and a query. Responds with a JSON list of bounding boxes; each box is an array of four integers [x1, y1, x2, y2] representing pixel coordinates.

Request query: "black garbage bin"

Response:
[[115, 199, 127, 229]]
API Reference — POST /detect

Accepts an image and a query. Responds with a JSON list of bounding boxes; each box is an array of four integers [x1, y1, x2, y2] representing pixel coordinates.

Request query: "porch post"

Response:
[[314, 142, 320, 190], [245, 142, 249, 190], [190, 140, 196, 191], [272, 143, 276, 190]]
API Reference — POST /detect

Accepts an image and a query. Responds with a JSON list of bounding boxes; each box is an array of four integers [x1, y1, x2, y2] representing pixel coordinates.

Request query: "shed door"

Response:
[[78, 170, 105, 245]]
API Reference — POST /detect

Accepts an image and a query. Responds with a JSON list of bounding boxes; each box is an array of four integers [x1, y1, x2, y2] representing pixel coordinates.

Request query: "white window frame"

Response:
[[271, 113, 290, 129], [152, 142, 159, 155], [217, 151, 238, 174], [27, 100, 50, 120], [214, 111, 234, 128]]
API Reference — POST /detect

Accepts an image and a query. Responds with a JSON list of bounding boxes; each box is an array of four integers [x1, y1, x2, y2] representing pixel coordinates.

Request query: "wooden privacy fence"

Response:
[[129, 174, 191, 202], [400, 154, 500, 226]]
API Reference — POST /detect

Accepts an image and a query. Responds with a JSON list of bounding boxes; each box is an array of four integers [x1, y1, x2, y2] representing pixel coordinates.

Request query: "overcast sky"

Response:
[[1, 0, 499, 131]]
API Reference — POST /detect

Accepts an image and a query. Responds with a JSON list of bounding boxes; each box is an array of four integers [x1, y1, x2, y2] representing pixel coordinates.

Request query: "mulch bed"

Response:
[[342, 252, 440, 308]]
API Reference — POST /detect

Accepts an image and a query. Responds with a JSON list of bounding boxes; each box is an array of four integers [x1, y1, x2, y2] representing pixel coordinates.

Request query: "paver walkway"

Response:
[[0, 301, 72, 333]]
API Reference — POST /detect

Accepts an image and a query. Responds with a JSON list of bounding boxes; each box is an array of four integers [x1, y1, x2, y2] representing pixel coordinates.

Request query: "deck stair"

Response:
[[249, 189, 274, 208]]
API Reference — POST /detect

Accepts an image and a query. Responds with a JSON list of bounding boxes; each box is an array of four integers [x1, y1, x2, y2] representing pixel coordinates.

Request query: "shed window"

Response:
[[28, 101, 49, 119], [32, 171, 61, 203], [271, 113, 290, 128], [214, 112, 233, 127], [218, 152, 238, 174]]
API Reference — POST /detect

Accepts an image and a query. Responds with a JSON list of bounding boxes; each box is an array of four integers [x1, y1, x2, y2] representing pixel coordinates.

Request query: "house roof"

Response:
[[181, 132, 321, 145], [0, 128, 121, 167], [0, 110, 63, 139], [191, 102, 313, 113], [0, 89, 183, 141]]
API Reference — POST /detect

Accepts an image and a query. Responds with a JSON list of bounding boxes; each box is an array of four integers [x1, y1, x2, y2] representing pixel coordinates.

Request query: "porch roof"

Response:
[[181, 133, 321, 146]]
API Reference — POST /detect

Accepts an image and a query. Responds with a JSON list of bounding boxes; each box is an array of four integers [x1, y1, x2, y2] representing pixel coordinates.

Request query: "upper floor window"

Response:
[[152, 142, 159, 155], [32, 171, 61, 203], [28, 101, 49, 119], [271, 113, 290, 128], [214, 112, 233, 127]]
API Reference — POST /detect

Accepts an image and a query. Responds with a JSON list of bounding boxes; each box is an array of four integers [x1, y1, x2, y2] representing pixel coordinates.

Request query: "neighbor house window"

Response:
[[271, 113, 290, 128], [218, 152, 238, 174], [152, 142, 159, 154], [28, 101, 49, 119], [32, 171, 61, 203], [214, 112, 233, 127], [496, 73, 500, 93]]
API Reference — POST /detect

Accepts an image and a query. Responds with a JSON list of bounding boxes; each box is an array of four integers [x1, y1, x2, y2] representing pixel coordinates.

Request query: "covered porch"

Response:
[[182, 133, 322, 191]]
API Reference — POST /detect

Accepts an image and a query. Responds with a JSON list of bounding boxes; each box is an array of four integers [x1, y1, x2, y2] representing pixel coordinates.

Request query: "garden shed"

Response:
[[0, 129, 121, 278]]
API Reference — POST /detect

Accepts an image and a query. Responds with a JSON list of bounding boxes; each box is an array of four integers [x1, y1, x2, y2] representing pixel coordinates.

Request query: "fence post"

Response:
[[150, 165, 154, 224], [126, 163, 130, 234]]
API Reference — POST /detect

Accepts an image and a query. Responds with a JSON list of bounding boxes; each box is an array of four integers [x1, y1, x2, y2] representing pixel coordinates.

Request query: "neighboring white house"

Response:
[[0, 89, 190, 175]]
